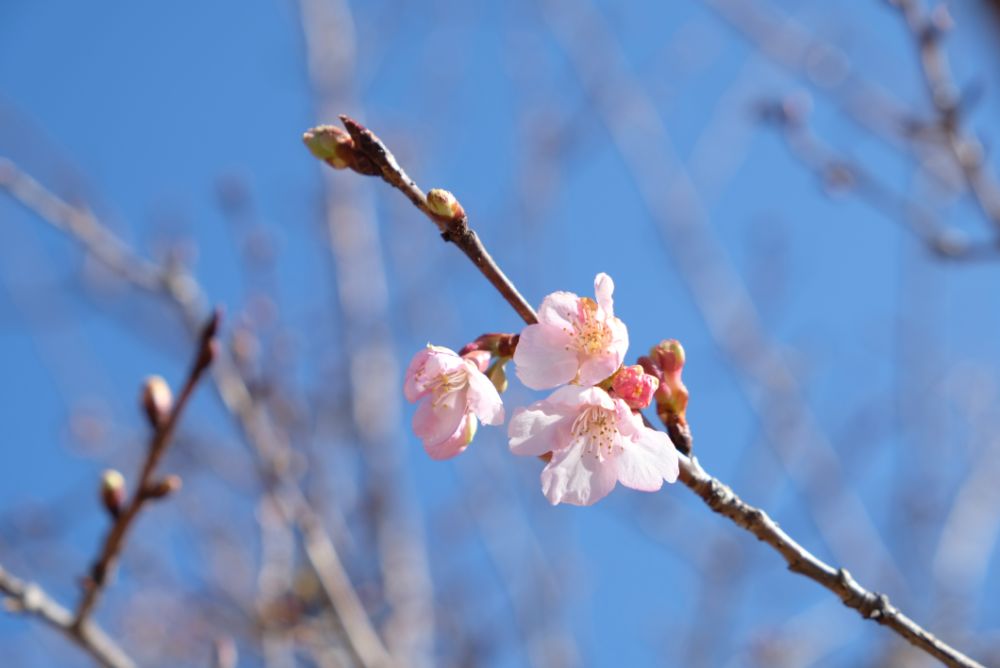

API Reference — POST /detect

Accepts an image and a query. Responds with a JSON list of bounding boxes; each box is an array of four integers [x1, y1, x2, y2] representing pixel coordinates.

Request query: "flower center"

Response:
[[571, 406, 621, 461], [569, 297, 612, 356], [427, 367, 468, 407]]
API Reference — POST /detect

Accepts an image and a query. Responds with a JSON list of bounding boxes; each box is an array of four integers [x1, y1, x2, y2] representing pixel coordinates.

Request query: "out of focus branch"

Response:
[[758, 96, 1000, 261], [0, 564, 135, 668], [73, 312, 218, 627], [0, 158, 392, 668], [311, 116, 985, 668], [892, 0, 1000, 233]]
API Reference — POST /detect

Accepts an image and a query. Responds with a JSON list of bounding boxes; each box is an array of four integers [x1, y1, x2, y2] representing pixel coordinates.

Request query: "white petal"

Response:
[[508, 403, 568, 457], [541, 439, 619, 506], [594, 273, 615, 316], [465, 364, 505, 425], [513, 324, 578, 390], [617, 427, 679, 491]]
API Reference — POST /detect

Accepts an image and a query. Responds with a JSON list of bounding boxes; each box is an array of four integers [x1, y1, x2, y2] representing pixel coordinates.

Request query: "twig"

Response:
[[0, 563, 136, 668], [892, 0, 1000, 232], [73, 311, 219, 627], [337, 115, 538, 326], [315, 116, 985, 668], [0, 157, 392, 668], [758, 97, 1000, 261]]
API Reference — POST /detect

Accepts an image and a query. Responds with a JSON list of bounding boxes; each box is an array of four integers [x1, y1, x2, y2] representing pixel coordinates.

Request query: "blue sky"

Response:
[[2, 1, 1000, 666]]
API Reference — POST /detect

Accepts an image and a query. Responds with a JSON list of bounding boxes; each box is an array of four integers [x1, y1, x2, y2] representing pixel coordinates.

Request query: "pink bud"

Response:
[[611, 365, 659, 409], [650, 339, 685, 376]]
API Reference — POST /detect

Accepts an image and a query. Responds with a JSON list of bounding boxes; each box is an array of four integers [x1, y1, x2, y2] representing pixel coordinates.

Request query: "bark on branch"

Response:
[[317, 115, 986, 668]]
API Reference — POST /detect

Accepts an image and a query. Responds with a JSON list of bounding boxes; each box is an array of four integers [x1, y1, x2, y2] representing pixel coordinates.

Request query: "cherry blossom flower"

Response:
[[508, 385, 679, 506], [404, 345, 504, 460], [611, 364, 659, 410], [513, 273, 629, 390]]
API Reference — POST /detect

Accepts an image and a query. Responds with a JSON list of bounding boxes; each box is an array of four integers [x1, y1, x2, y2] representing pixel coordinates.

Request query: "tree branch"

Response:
[[337, 115, 538, 326], [1, 563, 135, 668], [74, 311, 218, 626], [0, 157, 392, 668], [315, 115, 986, 668]]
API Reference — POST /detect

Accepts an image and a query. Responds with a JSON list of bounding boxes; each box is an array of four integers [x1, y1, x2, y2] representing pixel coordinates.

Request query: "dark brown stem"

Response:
[[72, 312, 218, 628], [323, 116, 985, 668], [338, 115, 539, 326]]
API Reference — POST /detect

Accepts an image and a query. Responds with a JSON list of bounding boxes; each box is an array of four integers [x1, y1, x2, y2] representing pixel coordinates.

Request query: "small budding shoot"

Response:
[[426, 189, 465, 220], [302, 125, 354, 170], [100, 469, 126, 518], [141, 375, 173, 429], [145, 474, 182, 500], [643, 339, 692, 454]]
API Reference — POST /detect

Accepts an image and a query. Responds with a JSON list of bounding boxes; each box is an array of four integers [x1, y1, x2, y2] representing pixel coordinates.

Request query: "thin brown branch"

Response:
[[0, 563, 136, 668], [313, 116, 986, 668], [337, 115, 539, 326], [73, 311, 219, 627]]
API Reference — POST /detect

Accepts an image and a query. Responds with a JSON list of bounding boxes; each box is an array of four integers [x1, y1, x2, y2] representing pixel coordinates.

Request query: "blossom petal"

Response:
[[594, 273, 615, 316], [541, 440, 619, 506], [508, 403, 569, 457], [466, 361, 505, 425], [607, 316, 629, 359], [513, 324, 578, 390], [617, 427, 679, 491], [412, 391, 466, 448], [403, 347, 435, 402], [424, 414, 477, 460], [537, 291, 580, 329], [577, 351, 623, 387]]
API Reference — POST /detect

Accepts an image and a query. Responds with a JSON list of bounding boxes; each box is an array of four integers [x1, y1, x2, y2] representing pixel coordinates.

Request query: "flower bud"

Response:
[[302, 125, 354, 170], [650, 339, 685, 375], [426, 189, 465, 220], [141, 375, 173, 428], [101, 469, 126, 518], [611, 365, 659, 409], [145, 474, 182, 500], [649, 339, 691, 454], [487, 360, 509, 394]]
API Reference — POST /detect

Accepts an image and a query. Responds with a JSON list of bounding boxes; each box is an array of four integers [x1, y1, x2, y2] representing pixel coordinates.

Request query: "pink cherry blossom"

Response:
[[508, 385, 679, 506], [611, 364, 659, 409], [404, 345, 505, 460], [513, 273, 629, 390]]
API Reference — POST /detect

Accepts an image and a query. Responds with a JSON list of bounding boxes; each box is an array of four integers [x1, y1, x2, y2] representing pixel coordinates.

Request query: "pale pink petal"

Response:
[[577, 352, 623, 387], [412, 391, 466, 447], [403, 347, 435, 402], [464, 350, 491, 373], [594, 272, 615, 316], [513, 324, 578, 390], [536, 291, 580, 329], [424, 414, 477, 460], [607, 316, 630, 359], [420, 346, 465, 377], [541, 440, 619, 506], [508, 403, 569, 456], [617, 427, 679, 490], [465, 362, 505, 425]]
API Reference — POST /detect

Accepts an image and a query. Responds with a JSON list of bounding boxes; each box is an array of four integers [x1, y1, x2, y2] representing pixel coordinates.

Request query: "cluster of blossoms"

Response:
[[404, 273, 684, 506]]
